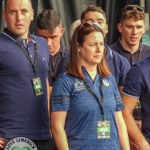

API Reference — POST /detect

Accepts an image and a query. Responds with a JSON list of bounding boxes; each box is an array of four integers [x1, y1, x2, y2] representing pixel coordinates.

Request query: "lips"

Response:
[[16, 23, 24, 28], [130, 37, 138, 42]]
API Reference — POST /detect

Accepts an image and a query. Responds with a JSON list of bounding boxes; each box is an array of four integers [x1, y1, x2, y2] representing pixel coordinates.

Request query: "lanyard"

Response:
[[16, 40, 38, 77], [83, 79, 104, 121]]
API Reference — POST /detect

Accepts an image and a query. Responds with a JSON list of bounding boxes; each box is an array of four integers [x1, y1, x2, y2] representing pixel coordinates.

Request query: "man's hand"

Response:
[[0, 138, 5, 148]]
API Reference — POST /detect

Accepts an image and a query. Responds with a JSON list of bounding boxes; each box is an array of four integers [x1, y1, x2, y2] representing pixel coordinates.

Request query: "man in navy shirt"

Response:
[[122, 57, 150, 149], [36, 9, 69, 87], [110, 5, 150, 67], [0, 0, 52, 149], [110, 5, 150, 149]]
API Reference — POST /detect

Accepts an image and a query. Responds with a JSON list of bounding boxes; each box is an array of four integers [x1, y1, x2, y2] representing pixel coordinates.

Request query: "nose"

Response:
[[17, 11, 23, 21], [96, 44, 102, 52], [133, 27, 138, 35], [47, 38, 52, 46]]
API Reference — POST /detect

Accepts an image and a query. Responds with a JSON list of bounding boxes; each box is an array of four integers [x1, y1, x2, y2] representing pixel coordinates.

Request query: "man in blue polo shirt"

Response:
[[122, 57, 150, 149], [110, 5, 150, 149], [110, 5, 150, 67], [0, 0, 52, 149]]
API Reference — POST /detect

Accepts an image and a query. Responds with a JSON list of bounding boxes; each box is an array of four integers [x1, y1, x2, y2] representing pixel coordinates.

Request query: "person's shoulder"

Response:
[[140, 43, 150, 52], [62, 46, 70, 56], [55, 73, 80, 87], [109, 42, 119, 52], [107, 45, 129, 63], [141, 43, 150, 49], [0, 32, 10, 41], [105, 74, 116, 82], [135, 56, 150, 69], [56, 73, 75, 82], [30, 34, 47, 44]]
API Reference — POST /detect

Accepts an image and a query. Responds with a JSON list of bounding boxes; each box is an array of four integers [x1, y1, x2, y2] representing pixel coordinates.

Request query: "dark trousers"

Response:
[[33, 139, 53, 150]]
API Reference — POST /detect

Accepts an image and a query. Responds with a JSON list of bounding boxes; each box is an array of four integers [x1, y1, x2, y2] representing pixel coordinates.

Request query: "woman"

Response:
[[51, 22, 129, 150]]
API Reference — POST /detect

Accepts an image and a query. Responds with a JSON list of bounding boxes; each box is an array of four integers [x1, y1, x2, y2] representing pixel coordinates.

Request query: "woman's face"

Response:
[[78, 31, 105, 67]]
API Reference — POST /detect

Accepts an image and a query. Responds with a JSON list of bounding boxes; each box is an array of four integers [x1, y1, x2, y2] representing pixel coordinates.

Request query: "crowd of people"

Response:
[[0, 0, 150, 150]]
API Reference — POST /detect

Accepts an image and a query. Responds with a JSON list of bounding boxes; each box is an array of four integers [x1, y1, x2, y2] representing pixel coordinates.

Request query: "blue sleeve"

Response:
[[51, 75, 71, 112], [55, 54, 69, 78], [113, 77, 125, 111], [119, 57, 131, 86], [123, 64, 143, 98]]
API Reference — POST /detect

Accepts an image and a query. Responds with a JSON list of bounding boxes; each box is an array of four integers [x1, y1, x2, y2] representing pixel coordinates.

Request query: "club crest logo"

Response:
[[74, 79, 85, 90], [4, 137, 37, 150], [102, 79, 109, 87]]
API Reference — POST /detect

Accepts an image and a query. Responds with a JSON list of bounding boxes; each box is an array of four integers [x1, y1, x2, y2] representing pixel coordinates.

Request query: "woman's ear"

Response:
[[77, 43, 81, 52], [78, 48, 81, 52]]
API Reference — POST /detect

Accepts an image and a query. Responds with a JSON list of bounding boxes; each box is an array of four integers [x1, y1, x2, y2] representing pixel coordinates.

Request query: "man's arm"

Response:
[[122, 94, 150, 150], [118, 85, 123, 97], [51, 111, 69, 150], [46, 78, 51, 117]]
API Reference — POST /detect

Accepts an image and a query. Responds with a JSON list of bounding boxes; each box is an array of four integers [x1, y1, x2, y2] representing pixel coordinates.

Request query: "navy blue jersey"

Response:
[[51, 67, 124, 150], [0, 29, 50, 140]]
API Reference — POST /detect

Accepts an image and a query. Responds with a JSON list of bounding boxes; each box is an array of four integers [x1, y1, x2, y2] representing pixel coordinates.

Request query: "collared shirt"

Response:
[[123, 56, 150, 142], [110, 39, 150, 120], [110, 38, 150, 66], [0, 28, 50, 140], [51, 67, 124, 150], [48, 44, 69, 86], [105, 45, 130, 86]]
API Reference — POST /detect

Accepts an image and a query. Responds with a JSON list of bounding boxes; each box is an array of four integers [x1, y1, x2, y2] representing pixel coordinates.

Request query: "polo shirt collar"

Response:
[[3, 28, 35, 45], [82, 66, 100, 82], [118, 38, 143, 54]]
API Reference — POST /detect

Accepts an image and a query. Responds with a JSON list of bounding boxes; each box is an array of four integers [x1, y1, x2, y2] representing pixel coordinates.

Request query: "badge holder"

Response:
[[97, 120, 110, 139], [32, 77, 43, 96]]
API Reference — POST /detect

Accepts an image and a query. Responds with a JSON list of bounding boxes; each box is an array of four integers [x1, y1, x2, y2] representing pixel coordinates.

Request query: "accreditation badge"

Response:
[[32, 77, 43, 96], [97, 120, 110, 139]]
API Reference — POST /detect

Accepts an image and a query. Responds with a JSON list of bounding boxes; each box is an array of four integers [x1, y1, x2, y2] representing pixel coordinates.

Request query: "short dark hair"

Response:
[[37, 9, 62, 32], [120, 5, 145, 22], [81, 5, 106, 22]]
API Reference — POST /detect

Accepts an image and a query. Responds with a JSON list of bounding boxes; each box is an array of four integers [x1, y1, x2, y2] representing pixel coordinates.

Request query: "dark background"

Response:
[[0, 0, 149, 47]]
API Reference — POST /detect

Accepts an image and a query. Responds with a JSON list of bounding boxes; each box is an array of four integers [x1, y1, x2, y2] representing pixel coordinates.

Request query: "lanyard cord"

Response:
[[16, 40, 38, 77], [83, 79, 104, 121]]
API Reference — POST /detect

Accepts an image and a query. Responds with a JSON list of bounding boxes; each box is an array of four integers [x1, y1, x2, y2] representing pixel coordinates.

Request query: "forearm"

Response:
[[115, 112, 130, 150], [123, 110, 150, 150], [117, 119, 130, 150], [52, 127, 69, 150]]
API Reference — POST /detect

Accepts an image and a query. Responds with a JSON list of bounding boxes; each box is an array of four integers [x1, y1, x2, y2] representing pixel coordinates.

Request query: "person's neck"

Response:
[[50, 45, 60, 56], [85, 65, 97, 81], [120, 39, 139, 54]]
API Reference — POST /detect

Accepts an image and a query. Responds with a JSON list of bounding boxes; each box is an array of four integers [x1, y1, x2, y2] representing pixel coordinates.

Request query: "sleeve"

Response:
[[123, 64, 143, 98], [51, 76, 71, 112], [56, 53, 69, 78], [112, 76, 124, 111], [119, 57, 131, 86]]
